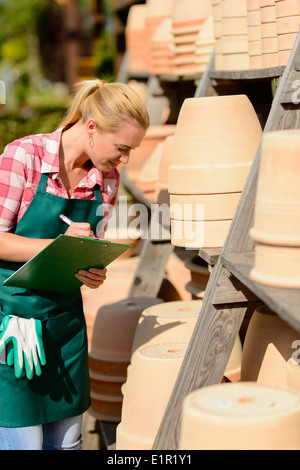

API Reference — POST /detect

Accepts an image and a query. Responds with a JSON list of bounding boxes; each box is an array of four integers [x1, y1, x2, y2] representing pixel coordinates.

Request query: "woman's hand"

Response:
[[75, 267, 107, 289], [65, 222, 96, 239]]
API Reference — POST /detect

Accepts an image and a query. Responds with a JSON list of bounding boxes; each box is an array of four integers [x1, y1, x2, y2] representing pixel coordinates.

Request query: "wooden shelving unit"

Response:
[[101, 29, 300, 451], [152, 32, 300, 450]]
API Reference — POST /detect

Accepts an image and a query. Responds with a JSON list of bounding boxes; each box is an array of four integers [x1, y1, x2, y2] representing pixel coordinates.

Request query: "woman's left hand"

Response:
[[75, 267, 107, 289]]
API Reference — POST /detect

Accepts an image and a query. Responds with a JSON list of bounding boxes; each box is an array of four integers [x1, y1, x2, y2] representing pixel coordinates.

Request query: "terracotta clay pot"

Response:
[[131, 300, 202, 356], [135, 142, 164, 194], [260, 0, 278, 67], [116, 343, 188, 450], [247, 0, 262, 68], [149, 18, 175, 75], [250, 130, 300, 246], [179, 382, 300, 450], [184, 256, 210, 291], [126, 125, 176, 183], [126, 5, 148, 72], [250, 243, 300, 287], [195, 16, 215, 73], [90, 297, 163, 360], [287, 357, 300, 391], [89, 391, 123, 422], [219, 0, 250, 71], [168, 95, 261, 247], [241, 305, 300, 381], [171, 0, 212, 75]]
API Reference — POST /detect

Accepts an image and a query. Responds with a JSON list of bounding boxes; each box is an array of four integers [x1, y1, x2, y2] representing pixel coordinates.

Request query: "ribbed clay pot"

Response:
[[250, 130, 300, 246], [116, 342, 188, 450], [149, 18, 175, 75], [179, 382, 300, 450], [195, 15, 215, 73], [241, 305, 300, 382], [171, 0, 212, 75], [168, 95, 261, 247], [219, 0, 249, 71], [247, 0, 262, 69]]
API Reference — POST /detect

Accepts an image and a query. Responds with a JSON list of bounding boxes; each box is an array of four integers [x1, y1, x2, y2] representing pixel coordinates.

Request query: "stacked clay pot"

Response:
[[116, 342, 187, 449], [195, 16, 215, 74], [212, 0, 223, 70], [126, 125, 176, 184], [220, 0, 250, 71], [149, 18, 175, 75], [179, 382, 300, 450], [241, 305, 300, 384], [168, 95, 262, 248], [184, 256, 210, 300], [250, 130, 300, 288], [275, 0, 300, 66], [131, 300, 242, 383], [88, 297, 163, 422], [247, 0, 262, 69], [125, 5, 148, 72], [171, 0, 212, 76], [260, 0, 278, 68], [145, 0, 176, 68]]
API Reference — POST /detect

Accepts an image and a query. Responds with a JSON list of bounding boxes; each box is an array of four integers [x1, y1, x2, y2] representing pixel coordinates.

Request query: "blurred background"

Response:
[[0, 0, 142, 149]]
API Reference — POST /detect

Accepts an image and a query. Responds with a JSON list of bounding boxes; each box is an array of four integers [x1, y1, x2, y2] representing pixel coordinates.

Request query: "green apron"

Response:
[[0, 172, 103, 427]]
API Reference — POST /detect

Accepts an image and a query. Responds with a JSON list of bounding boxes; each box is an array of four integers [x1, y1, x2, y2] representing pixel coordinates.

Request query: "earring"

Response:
[[89, 134, 94, 148]]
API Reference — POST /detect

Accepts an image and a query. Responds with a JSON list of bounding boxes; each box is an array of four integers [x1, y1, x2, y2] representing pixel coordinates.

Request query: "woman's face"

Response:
[[87, 120, 147, 172]]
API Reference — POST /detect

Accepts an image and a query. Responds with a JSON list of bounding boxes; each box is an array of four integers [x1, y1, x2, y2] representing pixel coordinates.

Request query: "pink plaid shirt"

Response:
[[0, 128, 120, 237]]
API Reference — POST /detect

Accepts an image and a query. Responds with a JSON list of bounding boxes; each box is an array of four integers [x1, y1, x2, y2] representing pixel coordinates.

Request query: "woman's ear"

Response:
[[86, 119, 97, 134]]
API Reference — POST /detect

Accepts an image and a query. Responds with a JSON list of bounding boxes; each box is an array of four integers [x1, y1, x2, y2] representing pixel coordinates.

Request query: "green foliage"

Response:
[[0, 106, 66, 152]]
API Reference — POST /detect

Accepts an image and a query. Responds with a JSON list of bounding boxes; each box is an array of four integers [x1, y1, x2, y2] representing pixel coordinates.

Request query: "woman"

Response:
[[0, 79, 149, 450]]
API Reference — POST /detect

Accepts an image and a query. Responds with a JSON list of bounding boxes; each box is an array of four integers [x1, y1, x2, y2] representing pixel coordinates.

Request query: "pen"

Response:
[[60, 214, 73, 226]]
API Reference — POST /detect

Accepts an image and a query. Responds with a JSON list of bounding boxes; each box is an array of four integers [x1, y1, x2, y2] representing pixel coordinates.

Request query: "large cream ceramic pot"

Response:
[[241, 305, 300, 382], [116, 343, 187, 450], [168, 95, 261, 247], [179, 382, 300, 450]]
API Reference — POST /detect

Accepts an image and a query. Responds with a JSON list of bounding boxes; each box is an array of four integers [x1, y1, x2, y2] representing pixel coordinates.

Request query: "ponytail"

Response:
[[60, 79, 150, 132]]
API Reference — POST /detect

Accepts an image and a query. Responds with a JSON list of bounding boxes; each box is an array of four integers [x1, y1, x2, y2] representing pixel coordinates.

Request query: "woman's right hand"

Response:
[[65, 222, 96, 239]]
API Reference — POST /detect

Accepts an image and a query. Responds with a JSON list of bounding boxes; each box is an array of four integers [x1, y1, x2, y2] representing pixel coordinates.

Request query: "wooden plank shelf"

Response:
[[221, 251, 300, 332], [210, 66, 285, 81]]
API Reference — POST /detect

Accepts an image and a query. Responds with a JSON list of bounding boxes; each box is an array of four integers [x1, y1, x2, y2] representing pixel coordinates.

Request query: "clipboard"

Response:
[[3, 234, 133, 294]]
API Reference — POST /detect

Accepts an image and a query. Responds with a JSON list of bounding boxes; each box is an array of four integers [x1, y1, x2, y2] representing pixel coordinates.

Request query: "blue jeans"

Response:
[[0, 414, 83, 450]]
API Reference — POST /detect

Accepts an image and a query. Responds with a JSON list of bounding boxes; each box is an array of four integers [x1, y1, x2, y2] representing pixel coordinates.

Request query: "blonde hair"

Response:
[[60, 79, 150, 132]]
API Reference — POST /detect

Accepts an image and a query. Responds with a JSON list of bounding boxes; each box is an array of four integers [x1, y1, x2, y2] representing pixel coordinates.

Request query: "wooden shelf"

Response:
[[210, 66, 285, 81], [221, 251, 300, 332]]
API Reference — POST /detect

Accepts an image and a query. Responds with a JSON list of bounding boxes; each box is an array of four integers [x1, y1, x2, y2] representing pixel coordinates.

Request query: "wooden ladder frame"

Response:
[[149, 33, 300, 450]]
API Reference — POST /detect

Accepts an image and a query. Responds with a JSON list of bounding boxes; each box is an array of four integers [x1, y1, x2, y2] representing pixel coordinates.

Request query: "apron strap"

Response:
[[37, 173, 102, 202]]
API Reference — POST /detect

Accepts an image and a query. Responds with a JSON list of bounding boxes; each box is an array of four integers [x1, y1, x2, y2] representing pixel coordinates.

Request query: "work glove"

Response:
[[0, 315, 46, 380]]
